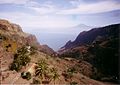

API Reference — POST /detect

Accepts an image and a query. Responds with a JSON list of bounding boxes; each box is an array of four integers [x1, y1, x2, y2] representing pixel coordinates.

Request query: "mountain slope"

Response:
[[40, 44, 56, 56], [0, 19, 106, 84], [58, 24, 120, 83], [60, 24, 119, 51]]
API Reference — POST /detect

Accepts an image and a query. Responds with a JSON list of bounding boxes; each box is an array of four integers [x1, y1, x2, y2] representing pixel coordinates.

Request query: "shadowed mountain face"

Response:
[[60, 24, 119, 50], [58, 24, 120, 83]]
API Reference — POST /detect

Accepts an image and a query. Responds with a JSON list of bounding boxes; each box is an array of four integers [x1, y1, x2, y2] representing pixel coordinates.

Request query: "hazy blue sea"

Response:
[[23, 29, 78, 51]]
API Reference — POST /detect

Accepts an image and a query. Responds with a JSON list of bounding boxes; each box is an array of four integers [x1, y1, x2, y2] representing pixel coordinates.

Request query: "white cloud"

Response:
[[25, 1, 40, 7], [25, 0, 58, 15], [57, 0, 120, 14], [0, 0, 119, 31], [0, 0, 30, 4], [1, 0, 119, 15], [69, 0, 83, 6], [27, 0, 120, 15], [29, 5, 57, 15], [0, 12, 78, 31]]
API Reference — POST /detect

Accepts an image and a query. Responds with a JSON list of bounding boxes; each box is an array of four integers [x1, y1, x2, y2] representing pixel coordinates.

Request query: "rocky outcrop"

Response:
[[0, 19, 23, 33], [40, 45, 56, 56], [11, 24, 23, 32], [0, 19, 55, 56], [0, 19, 12, 31], [26, 34, 40, 47]]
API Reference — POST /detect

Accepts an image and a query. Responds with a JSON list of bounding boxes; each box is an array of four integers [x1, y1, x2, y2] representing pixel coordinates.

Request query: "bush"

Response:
[[70, 81, 78, 85], [35, 59, 48, 79], [32, 78, 41, 84], [10, 46, 31, 71], [10, 62, 22, 72], [67, 67, 77, 74], [62, 67, 77, 81], [60, 50, 80, 59], [35, 60, 60, 84], [62, 72, 73, 80], [49, 67, 59, 84], [21, 72, 31, 80], [30, 46, 37, 55]]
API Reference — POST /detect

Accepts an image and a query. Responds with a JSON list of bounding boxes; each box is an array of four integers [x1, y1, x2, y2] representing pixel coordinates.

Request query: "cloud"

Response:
[[29, 3, 57, 15], [0, 11, 78, 31], [57, 0, 120, 14], [1, 0, 119, 15], [23, 0, 58, 15], [0, 0, 30, 4], [24, 1, 40, 7], [26, 0, 120, 15], [0, 0, 119, 31]]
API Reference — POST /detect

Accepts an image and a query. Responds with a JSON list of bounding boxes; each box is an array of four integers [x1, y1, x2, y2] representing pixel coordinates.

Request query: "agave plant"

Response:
[[35, 59, 48, 83], [50, 67, 59, 84]]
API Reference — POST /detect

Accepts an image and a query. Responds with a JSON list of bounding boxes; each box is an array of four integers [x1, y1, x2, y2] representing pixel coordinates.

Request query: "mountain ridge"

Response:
[[59, 23, 120, 51], [58, 23, 119, 83]]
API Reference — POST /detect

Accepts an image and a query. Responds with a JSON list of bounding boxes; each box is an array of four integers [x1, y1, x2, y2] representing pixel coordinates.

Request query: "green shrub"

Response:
[[30, 46, 37, 55], [10, 62, 22, 72], [10, 46, 31, 71], [70, 81, 78, 85], [50, 67, 59, 84], [35, 60, 60, 84], [21, 72, 31, 80], [32, 78, 40, 84], [62, 67, 77, 81], [67, 67, 77, 74], [35, 59, 48, 78], [62, 71, 73, 79]]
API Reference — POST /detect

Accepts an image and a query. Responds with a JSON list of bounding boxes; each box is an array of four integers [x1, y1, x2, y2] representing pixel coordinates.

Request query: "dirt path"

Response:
[[10, 63, 34, 84], [10, 72, 21, 84], [0, 67, 8, 72]]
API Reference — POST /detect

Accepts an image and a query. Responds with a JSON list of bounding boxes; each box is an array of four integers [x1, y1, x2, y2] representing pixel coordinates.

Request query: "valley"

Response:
[[0, 19, 119, 84]]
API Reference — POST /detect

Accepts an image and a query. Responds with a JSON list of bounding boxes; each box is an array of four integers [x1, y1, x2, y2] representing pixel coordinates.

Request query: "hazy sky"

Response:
[[0, 0, 120, 50]]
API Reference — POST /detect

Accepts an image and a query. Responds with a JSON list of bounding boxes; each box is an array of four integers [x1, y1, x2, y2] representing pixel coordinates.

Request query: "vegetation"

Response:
[[35, 59, 48, 78], [21, 72, 31, 80], [0, 34, 6, 41], [88, 38, 119, 82], [67, 67, 77, 74], [2, 37, 17, 52], [70, 81, 78, 85], [10, 61, 22, 71], [35, 59, 49, 83], [50, 67, 59, 84], [10, 45, 36, 71], [35, 59, 59, 84], [29, 46, 37, 55], [59, 50, 80, 59], [62, 67, 77, 81], [32, 78, 40, 84], [60, 37, 119, 83]]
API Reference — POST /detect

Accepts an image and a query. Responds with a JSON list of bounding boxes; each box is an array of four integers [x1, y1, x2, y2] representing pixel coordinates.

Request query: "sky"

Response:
[[0, 0, 120, 50]]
